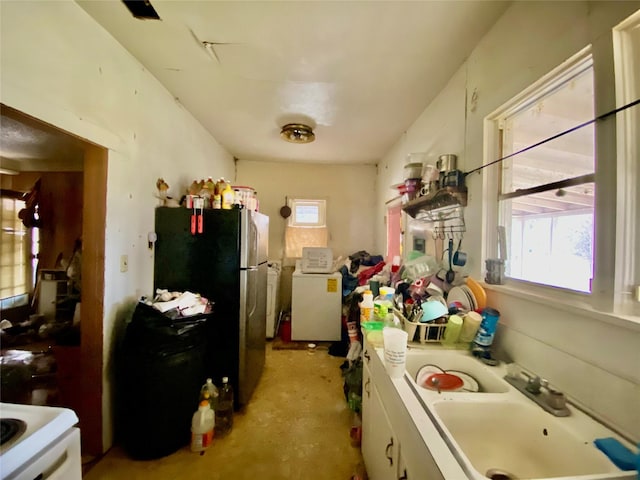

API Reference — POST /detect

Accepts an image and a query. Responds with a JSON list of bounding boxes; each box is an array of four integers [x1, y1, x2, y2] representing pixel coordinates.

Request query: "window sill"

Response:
[[482, 282, 640, 333]]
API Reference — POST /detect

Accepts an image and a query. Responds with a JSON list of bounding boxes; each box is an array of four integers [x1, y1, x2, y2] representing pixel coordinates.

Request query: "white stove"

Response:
[[0, 402, 81, 480]]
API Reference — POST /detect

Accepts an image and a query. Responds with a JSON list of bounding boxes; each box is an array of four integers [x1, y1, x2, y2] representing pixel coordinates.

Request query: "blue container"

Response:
[[473, 307, 500, 347]]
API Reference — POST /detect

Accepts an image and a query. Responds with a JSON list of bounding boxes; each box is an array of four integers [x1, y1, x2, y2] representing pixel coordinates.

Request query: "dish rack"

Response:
[[404, 319, 446, 343]]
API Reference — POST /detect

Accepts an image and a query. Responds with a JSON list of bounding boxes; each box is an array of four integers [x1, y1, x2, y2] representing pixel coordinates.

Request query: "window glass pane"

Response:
[[295, 205, 319, 224], [499, 60, 595, 293], [504, 197, 594, 293], [502, 67, 595, 194], [288, 199, 326, 227], [1, 197, 28, 299]]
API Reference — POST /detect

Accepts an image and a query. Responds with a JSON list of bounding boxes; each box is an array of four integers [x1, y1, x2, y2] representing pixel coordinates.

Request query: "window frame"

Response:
[[287, 198, 327, 228], [0, 190, 32, 304], [484, 23, 640, 320], [496, 55, 596, 293]]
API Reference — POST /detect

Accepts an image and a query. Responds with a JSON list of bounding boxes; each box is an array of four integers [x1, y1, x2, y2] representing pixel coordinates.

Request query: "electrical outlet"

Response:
[[120, 255, 128, 272]]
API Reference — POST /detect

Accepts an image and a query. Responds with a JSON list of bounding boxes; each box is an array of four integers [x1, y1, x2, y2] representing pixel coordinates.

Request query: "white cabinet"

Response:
[[38, 279, 70, 320], [362, 359, 398, 480], [361, 342, 444, 480]]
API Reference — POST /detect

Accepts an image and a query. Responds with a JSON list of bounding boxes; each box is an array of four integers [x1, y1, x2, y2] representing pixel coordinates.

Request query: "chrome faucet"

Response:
[[505, 369, 570, 417]]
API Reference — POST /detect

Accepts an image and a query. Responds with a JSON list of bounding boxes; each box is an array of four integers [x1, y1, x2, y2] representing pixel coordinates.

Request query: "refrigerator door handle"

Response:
[[246, 266, 258, 317]]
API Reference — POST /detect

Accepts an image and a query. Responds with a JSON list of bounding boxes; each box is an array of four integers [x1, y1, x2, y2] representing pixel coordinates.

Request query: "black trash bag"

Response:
[[117, 302, 210, 459], [341, 358, 363, 413], [123, 302, 210, 357]]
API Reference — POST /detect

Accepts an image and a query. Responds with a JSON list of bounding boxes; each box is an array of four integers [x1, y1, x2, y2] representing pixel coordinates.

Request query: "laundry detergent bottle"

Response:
[[190, 400, 214, 453]]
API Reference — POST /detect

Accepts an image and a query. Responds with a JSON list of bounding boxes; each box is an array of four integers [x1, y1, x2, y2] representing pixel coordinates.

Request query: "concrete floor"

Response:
[[84, 343, 364, 480]]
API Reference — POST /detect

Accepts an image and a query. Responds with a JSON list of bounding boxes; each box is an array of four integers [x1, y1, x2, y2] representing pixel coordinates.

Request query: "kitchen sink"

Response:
[[404, 349, 510, 393], [433, 400, 621, 479]]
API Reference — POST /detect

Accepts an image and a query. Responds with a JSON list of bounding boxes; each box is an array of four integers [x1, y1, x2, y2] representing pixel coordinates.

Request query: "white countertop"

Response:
[[371, 343, 636, 480]]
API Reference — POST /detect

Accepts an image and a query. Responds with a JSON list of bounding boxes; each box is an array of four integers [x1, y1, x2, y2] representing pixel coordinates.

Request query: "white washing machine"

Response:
[[291, 263, 342, 341], [266, 261, 281, 339]]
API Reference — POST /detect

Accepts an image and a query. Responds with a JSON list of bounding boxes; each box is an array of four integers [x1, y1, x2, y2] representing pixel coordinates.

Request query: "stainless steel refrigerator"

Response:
[[153, 207, 269, 406]]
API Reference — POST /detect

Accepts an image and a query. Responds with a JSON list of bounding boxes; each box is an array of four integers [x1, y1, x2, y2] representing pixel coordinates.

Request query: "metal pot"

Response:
[[436, 154, 457, 172]]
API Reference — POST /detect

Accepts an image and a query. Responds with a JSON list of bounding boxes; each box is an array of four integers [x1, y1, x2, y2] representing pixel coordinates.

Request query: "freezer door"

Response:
[[238, 262, 267, 405], [240, 210, 269, 268]]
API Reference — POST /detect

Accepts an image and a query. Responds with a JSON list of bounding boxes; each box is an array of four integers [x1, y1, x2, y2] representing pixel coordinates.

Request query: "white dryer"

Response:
[[291, 263, 342, 341]]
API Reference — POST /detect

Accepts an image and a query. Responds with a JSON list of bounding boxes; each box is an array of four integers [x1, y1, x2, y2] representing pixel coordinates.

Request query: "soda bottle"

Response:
[[215, 376, 234, 437]]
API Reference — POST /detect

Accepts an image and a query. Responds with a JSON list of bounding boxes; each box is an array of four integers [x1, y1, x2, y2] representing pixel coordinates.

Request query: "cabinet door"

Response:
[[362, 362, 398, 480]]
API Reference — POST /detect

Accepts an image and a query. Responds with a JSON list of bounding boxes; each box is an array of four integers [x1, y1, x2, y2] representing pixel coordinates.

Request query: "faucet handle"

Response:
[[547, 389, 567, 410], [525, 375, 542, 394]]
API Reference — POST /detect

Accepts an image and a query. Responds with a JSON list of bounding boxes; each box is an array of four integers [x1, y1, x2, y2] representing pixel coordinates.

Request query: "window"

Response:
[[288, 199, 326, 227], [284, 198, 328, 258], [1, 193, 31, 307], [496, 55, 595, 292], [612, 9, 640, 315]]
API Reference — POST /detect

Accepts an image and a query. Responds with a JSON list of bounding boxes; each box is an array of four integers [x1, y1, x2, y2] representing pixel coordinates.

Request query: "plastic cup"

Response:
[[459, 311, 482, 343], [442, 315, 463, 345], [382, 327, 408, 378]]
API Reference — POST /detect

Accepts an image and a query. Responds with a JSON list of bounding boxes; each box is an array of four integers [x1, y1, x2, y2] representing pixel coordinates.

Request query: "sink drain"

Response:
[[486, 468, 518, 480]]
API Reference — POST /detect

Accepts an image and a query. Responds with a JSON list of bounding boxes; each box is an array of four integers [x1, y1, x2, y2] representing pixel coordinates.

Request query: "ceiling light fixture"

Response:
[[280, 124, 315, 144]]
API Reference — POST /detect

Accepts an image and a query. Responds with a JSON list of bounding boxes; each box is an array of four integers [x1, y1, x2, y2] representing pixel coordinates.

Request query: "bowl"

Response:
[[420, 301, 448, 322]]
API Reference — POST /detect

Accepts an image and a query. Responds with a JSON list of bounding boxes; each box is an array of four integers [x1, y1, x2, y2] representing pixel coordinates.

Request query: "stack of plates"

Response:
[[447, 277, 488, 312], [465, 277, 487, 309], [447, 285, 477, 311]]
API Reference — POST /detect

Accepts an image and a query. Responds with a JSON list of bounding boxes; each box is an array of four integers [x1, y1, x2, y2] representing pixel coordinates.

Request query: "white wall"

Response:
[[236, 160, 378, 262], [375, 1, 640, 441], [1, 1, 235, 450], [236, 160, 378, 310]]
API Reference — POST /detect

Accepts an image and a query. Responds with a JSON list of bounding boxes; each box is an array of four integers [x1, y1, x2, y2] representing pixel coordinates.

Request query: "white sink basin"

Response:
[[433, 400, 621, 479], [404, 349, 510, 393]]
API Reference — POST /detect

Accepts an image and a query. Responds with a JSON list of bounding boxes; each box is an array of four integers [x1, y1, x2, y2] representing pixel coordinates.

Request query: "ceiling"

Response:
[[0, 107, 85, 173], [69, 0, 511, 165]]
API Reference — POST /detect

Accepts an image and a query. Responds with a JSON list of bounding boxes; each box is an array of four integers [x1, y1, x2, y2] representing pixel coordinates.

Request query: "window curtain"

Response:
[[284, 226, 328, 259]]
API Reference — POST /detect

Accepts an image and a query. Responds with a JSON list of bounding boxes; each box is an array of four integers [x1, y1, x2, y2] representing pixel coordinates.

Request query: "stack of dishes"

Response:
[[447, 278, 487, 312], [465, 277, 487, 309], [447, 285, 477, 311]]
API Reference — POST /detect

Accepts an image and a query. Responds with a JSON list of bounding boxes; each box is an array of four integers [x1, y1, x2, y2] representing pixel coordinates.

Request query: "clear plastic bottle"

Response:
[[373, 287, 395, 322], [359, 290, 374, 323], [200, 378, 219, 411], [190, 400, 214, 452], [215, 376, 234, 437]]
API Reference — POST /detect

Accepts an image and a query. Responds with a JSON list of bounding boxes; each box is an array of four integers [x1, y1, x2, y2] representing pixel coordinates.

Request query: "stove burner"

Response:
[[1, 418, 27, 450]]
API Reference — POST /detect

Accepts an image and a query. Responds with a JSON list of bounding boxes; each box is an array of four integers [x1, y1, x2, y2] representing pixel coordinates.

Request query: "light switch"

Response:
[[120, 255, 128, 272]]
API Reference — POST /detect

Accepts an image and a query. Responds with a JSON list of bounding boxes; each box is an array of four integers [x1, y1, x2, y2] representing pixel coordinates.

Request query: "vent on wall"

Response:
[[122, 0, 161, 20]]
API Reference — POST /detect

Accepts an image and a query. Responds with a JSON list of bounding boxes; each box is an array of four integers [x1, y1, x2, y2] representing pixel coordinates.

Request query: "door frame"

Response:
[[1, 105, 107, 455]]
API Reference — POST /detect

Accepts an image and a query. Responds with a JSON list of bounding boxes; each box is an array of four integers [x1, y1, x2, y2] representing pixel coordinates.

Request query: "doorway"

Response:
[[0, 104, 107, 456]]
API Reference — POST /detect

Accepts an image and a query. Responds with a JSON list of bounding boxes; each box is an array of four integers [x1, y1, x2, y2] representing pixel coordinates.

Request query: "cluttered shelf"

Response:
[[402, 186, 468, 220]]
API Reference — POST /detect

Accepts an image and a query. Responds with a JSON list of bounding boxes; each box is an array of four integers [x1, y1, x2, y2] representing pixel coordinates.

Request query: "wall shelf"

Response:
[[402, 186, 468, 219]]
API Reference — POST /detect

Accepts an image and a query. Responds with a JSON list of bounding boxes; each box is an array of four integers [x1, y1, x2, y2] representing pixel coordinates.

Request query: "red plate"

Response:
[[422, 372, 464, 391]]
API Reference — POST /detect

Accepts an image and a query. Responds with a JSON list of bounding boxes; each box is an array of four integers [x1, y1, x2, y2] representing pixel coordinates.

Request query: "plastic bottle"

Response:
[[215, 376, 234, 437], [359, 290, 374, 323], [200, 378, 219, 411], [190, 400, 214, 453], [373, 287, 395, 323], [221, 184, 234, 209]]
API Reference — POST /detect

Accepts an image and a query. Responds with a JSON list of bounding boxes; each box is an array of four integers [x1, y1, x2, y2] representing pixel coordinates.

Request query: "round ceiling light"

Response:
[[280, 123, 315, 144]]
